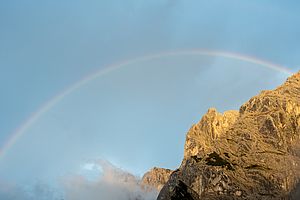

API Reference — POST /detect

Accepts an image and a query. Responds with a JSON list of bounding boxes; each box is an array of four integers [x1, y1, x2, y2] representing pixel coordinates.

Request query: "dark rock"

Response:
[[157, 171, 200, 200]]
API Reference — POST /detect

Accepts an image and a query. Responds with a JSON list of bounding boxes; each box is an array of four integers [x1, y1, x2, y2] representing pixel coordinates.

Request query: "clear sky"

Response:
[[0, 0, 300, 199]]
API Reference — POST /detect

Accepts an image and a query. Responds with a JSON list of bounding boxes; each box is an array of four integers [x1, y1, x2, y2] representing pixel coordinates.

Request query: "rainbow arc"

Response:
[[0, 49, 293, 160]]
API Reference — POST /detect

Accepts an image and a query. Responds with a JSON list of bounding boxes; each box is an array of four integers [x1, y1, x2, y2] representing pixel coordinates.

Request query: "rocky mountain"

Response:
[[146, 71, 300, 199], [142, 167, 173, 191]]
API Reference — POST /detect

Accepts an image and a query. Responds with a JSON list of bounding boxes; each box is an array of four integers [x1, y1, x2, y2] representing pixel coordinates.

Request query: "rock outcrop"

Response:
[[142, 167, 173, 191], [184, 109, 239, 159], [156, 71, 300, 199]]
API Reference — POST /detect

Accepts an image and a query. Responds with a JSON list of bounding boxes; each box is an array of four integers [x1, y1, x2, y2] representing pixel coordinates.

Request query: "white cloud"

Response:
[[62, 160, 157, 200], [0, 161, 157, 200]]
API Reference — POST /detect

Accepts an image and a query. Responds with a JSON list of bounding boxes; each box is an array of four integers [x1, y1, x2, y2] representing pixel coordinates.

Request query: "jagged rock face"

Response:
[[142, 167, 173, 191], [158, 173, 201, 200], [184, 109, 239, 159], [157, 71, 300, 200]]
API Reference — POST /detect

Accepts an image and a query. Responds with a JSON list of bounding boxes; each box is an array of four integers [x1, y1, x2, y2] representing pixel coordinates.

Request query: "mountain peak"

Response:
[[141, 167, 173, 191], [184, 108, 239, 159], [154, 71, 300, 200]]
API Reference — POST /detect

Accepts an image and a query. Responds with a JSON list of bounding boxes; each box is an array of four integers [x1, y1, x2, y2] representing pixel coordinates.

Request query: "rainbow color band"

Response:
[[0, 49, 293, 160]]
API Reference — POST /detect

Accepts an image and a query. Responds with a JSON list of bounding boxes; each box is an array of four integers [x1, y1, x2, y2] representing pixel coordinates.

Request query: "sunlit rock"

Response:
[[153, 71, 300, 200]]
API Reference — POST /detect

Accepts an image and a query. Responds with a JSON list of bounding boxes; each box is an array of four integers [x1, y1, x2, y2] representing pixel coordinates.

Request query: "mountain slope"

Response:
[[154, 71, 300, 200]]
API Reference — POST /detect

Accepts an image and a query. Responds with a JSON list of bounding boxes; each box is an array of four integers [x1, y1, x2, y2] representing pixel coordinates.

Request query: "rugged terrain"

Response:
[[145, 71, 300, 199], [142, 167, 173, 191]]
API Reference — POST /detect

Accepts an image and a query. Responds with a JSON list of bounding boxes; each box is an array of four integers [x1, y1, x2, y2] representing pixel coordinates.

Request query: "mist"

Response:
[[63, 161, 157, 200], [0, 161, 157, 200]]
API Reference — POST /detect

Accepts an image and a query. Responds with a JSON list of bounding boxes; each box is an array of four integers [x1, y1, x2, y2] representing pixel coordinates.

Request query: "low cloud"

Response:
[[0, 161, 157, 200], [0, 182, 61, 200], [63, 160, 157, 200]]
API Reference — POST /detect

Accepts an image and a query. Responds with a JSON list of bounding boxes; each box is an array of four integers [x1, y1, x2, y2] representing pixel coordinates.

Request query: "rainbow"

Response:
[[0, 49, 293, 160]]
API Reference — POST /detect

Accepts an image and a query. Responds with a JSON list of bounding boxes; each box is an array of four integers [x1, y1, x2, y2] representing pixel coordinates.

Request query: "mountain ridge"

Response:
[[144, 71, 300, 200]]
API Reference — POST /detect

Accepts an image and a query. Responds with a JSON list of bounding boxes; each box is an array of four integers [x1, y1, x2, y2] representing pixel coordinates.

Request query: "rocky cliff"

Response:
[[142, 167, 173, 191], [151, 71, 300, 199]]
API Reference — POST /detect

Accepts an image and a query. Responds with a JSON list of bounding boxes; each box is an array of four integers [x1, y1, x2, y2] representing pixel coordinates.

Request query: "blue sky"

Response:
[[0, 0, 300, 197]]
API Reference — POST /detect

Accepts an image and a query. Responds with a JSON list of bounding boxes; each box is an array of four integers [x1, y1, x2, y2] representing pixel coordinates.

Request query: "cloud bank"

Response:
[[0, 161, 157, 200], [63, 160, 157, 200]]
